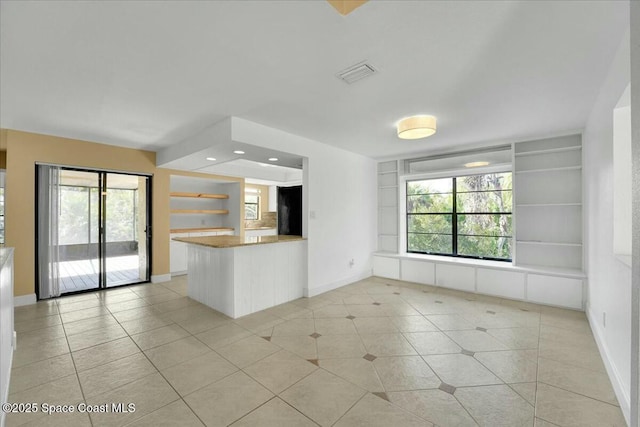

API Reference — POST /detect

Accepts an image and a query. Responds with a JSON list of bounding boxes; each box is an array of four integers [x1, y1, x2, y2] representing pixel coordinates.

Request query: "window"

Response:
[[245, 194, 259, 220], [407, 172, 512, 260]]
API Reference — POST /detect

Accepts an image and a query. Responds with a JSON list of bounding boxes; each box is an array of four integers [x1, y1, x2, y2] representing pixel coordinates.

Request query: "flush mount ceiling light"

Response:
[[268, 158, 278, 162], [233, 150, 245, 154], [397, 115, 437, 140], [206, 157, 217, 161], [464, 161, 490, 168], [327, 0, 368, 16]]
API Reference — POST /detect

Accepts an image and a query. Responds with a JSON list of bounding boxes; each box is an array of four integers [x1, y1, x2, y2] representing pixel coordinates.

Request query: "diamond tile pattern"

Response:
[[438, 382, 457, 395], [7, 275, 624, 426]]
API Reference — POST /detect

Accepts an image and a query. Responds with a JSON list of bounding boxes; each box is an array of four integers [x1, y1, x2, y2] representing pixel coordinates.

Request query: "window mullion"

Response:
[[452, 177, 457, 256]]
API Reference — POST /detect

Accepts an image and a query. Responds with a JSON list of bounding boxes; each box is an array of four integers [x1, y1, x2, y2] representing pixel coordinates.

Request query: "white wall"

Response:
[[583, 26, 632, 421], [232, 118, 378, 296]]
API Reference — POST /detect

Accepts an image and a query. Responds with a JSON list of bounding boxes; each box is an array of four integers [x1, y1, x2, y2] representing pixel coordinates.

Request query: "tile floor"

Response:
[[6, 276, 627, 426]]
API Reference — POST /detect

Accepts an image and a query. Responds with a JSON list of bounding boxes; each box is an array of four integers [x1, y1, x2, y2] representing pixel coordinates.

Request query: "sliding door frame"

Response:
[[35, 164, 153, 298]]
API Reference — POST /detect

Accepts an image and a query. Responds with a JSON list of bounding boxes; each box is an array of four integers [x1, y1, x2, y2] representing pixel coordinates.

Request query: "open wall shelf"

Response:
[[170, 209, 229, 215], [170, 192, 229, 199]]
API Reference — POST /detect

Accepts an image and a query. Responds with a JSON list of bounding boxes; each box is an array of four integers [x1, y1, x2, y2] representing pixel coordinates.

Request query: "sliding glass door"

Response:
[[103, 173, 150, 288], [58, 170, 101, 293], [37, 166, 151, 297]]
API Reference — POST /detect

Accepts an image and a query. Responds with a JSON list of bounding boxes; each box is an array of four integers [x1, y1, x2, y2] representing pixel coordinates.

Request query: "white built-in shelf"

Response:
[[514, 146, 581, 157], [378, 170, 398, 175], [516, 203, 582, 207], [170, 209, 229, 215], [515, 166, 582, 174], [517, 240, 582, 247], [170, 227, 234, 234], [378, 185, 399, 189], [170, 192, 229, 199], [513, 135, 583, 272]]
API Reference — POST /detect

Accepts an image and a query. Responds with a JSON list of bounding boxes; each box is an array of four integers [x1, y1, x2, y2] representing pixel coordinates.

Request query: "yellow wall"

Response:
[[3, 129, 243, 297]]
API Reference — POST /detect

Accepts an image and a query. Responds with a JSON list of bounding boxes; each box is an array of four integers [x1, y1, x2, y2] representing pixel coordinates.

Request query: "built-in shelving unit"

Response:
[[514, 134, 582, 272], [169, 174, 242, 275], [170, 209, 229, 215], [169, 174, 241, 234], [169, 192, 229, 199], [377, 161, 399, 253], [170, 227, 234, 234]]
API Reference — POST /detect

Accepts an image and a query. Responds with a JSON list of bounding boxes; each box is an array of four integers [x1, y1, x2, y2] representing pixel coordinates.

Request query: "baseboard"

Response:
[[305, 269, 372, 298], [151, 274, 171, 284], [586, 306, 630, 425], [14, 293, 36, 307]]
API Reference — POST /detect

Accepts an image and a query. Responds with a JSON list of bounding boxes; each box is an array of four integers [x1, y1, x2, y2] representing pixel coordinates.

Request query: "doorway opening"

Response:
[[36, 166, 152, 297]]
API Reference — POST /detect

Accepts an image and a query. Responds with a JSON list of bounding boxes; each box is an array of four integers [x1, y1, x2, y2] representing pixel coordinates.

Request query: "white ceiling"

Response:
[[0, 1, 629, 159]]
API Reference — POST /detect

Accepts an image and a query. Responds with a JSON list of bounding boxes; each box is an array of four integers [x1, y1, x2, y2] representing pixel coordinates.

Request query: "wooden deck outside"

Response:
[[59, 255, 142, 293]]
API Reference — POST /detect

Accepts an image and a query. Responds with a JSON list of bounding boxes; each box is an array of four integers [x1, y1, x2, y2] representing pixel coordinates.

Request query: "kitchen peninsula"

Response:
[[174, 234, 307, 318]]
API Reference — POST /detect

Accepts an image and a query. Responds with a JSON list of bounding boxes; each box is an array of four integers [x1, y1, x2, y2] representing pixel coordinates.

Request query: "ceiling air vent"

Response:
[[336, 62, 377, 84]]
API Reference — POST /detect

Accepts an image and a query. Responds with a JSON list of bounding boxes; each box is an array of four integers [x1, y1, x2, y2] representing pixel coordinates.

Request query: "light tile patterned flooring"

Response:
[[8, 276, 626, 426]]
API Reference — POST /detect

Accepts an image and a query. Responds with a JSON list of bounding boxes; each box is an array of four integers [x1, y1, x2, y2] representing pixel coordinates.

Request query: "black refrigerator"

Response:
[[277, 185, 302, 236]]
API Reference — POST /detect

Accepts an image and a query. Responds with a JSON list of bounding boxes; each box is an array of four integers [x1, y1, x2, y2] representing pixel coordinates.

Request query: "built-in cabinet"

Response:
[[372, 134, 586, 310], [513, 134, 583, 272], [373, 254, 584, 309]]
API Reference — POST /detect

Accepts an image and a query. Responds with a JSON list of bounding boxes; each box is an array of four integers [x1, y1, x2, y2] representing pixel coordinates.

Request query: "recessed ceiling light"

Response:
[[268, 158, 278, 162], [464, 161, 490, 168], [206, 157, 217, 161], [233, 150, 245, 154]]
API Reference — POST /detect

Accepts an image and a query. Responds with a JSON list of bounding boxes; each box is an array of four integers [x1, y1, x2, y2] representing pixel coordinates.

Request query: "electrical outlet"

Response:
[[603, 312, 606, 328], [349, 258, 355, 268]]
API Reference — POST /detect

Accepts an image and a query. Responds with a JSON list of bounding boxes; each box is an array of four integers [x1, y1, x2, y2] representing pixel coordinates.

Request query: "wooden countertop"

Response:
[[245, 226, 276, 230], [173, 234, 305, 248], [169, 227, 234, 234]]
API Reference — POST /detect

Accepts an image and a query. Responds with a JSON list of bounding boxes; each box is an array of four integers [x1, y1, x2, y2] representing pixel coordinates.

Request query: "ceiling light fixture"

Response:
[[233, 150, 245, 155], [464, 161, 490, 168], [206, 157, 217, 161], [327, 0, 368, 16], [397, 115, 437, 140], [268, 158, 278, 162]]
